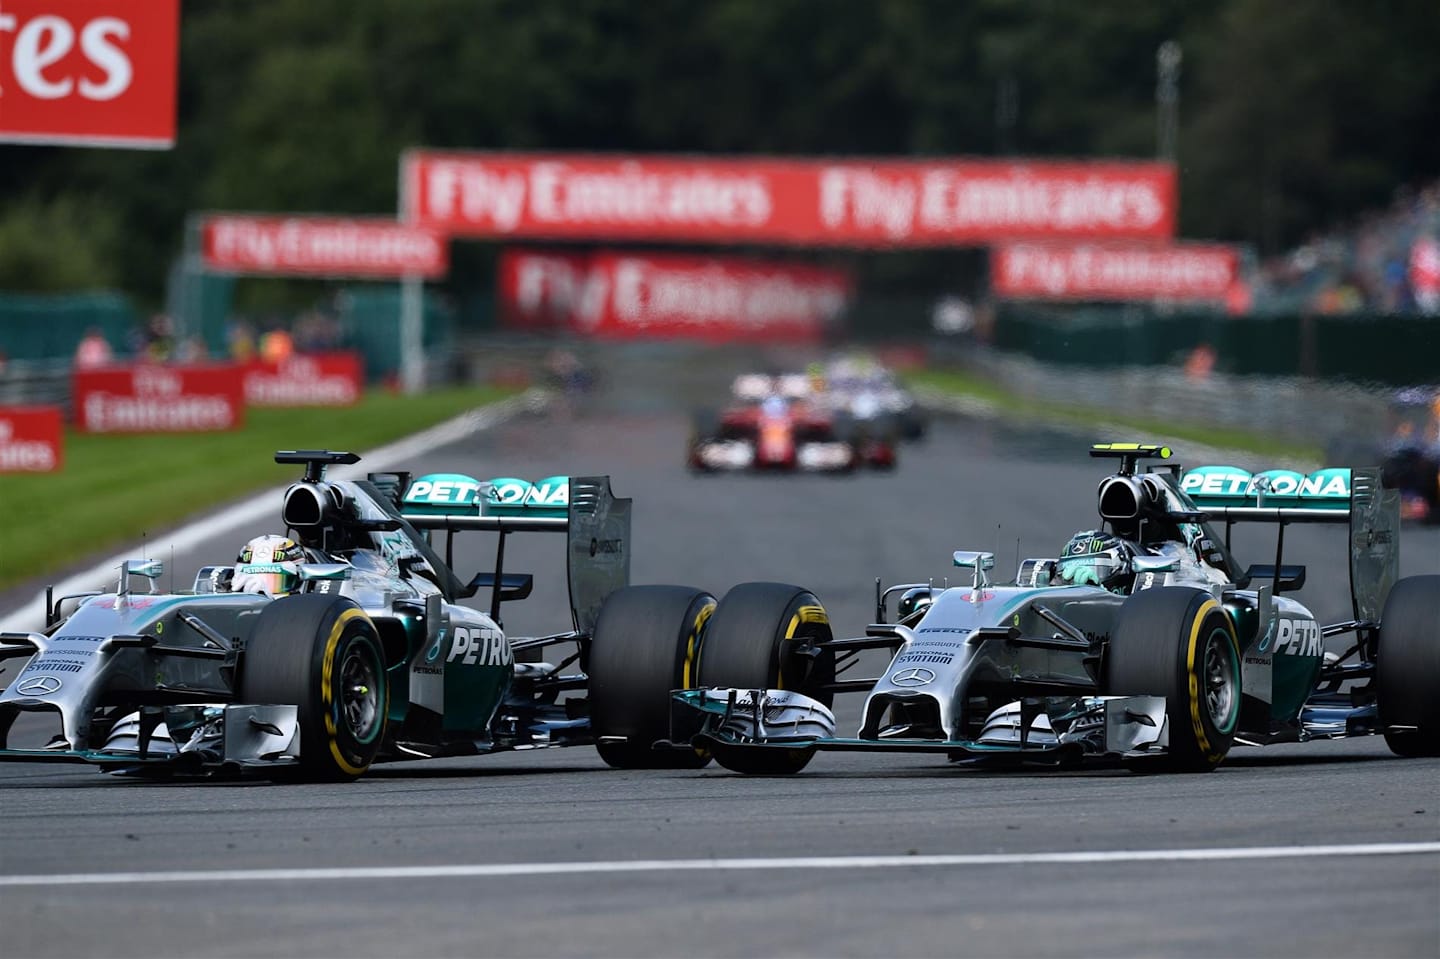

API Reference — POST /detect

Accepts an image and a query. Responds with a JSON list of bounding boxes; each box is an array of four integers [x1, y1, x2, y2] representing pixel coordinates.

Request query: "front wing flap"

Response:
[[0, 704, 298, 772], [671, 688, 1170, 765]]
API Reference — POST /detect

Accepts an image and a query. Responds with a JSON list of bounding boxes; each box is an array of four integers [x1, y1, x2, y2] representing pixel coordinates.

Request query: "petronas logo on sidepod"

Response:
[[426, 629, 447, 663]]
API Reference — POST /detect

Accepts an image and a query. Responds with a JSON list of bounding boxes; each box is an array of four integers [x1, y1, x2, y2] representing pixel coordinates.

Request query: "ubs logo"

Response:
[[889, 667, 935, 687]]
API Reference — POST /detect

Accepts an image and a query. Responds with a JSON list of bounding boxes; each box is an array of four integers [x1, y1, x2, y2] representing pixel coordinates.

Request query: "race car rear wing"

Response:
[[400, 475, 631, 634], [1180, 465, 1398, 622]]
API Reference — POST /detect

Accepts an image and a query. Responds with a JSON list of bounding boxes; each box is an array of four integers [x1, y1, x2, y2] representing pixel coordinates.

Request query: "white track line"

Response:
[[2, 842, 1436, 888], [0, 391, 547, 633]]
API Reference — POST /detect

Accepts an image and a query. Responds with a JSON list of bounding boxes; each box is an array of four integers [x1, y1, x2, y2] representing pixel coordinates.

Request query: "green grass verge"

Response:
[[0, 386, 516, 592], [907, 369, 1323, 462]]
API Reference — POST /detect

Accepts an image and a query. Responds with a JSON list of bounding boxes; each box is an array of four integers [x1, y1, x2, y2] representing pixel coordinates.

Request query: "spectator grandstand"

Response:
[[1253, 180, 1440, 316]]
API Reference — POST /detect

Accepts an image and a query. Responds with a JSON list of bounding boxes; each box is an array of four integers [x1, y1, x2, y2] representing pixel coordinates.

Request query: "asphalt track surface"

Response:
[[2, 390, 1438, 958]]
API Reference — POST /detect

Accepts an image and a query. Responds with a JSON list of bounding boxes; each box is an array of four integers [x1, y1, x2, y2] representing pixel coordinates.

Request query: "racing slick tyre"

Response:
[[827, 414, 861, 474], [1105, 587, 1240, 773], [240, 594, 388, 782], [687, 409, 721, 472], [697, 582, 836, 774], [589, 585, 717, 769], [1376, 575, 1440, 757]]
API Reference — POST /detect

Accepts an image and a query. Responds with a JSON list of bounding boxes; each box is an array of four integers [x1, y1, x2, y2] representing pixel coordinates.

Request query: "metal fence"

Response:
[[939, 346, 1389, 446], [986, 303, 1438, 387], [0, 359, 70, 409]]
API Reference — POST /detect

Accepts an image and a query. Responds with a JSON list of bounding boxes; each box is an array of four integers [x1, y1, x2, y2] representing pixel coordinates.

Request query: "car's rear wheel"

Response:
[[1376, 575, 1440, 757], [697, 582, 835, 774], [588, 585, 717, 769], [1105, 587, 1240, 773], [241, 594, 388, 782]]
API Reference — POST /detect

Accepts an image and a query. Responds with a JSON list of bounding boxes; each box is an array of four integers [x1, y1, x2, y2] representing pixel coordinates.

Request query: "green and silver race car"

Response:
[[0, 450, 707, 780], [638, 444, 1438, 773]]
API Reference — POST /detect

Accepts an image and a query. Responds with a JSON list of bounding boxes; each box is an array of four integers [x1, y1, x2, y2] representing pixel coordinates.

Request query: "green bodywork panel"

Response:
[[1273, 653, 1323, 721]]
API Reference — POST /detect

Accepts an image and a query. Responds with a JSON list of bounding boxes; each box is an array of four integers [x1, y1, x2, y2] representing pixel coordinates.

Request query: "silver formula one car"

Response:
[[654, 444, 1438, 774], [0, 450, 711, 780]]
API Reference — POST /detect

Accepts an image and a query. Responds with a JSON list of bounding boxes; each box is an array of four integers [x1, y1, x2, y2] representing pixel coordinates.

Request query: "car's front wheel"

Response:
[[696, 581, 835, 774], [240, 594, 388, 782], [1105, 586, 1240, 773]]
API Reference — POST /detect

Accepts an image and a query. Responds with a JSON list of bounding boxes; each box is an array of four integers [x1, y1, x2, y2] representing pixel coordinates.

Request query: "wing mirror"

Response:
[[118, 559, 164, 595]]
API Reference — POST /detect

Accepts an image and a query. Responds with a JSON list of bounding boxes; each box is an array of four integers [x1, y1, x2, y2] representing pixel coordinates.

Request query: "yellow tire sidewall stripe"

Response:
[[778, 602, 828, 691], [320, 607, 380, 777], [1185, 598, 1235, 763], [681, 600, 715, 690]]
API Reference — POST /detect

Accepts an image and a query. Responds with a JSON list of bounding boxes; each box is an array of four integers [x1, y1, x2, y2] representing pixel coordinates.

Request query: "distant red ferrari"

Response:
[[688, 396, 896, 473]]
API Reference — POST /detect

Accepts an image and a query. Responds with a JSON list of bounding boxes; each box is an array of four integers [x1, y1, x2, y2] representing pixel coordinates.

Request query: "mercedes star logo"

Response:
[[15, 675, 63, 696], [889, 667, 935, 687]]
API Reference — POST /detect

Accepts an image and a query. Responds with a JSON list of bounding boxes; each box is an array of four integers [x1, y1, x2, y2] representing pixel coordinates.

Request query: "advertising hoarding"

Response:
[[406, 152, 1177, 246], [0, 0, 179, 148]]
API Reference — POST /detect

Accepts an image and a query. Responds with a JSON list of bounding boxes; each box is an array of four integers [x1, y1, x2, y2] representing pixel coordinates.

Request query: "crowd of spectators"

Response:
[[1251, 179, 1440, 317], [72, 309, 349, 369]]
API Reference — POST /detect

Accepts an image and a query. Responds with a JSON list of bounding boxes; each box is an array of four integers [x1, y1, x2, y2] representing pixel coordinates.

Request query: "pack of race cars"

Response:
[[2, 441, 1435, 782], [687, 358, 924, 474]]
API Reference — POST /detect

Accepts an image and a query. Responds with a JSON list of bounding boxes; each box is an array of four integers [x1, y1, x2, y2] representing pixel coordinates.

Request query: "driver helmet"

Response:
[[1056, 530, 1135, 594], [896, 587, 934, 621], [232, 534, 305, 596]]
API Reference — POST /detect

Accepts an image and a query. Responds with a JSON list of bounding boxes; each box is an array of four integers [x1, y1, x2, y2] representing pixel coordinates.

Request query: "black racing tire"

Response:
[[901, 409, 928, 442], [702, 737, 821, 777], [1105, 587, 1240, 773], [1376, 575, 1440, 757], [589, 585, 717, 769], [831, 412, 858, 445], [698, 582, 836, 706], [240, 594, 388, 782], [696, 583, 835, 775], [688, 409, 721, 472]]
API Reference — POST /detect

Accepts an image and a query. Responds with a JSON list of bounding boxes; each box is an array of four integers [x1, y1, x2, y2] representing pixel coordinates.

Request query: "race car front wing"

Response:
[[0, 703, 299, 772], [669, 688, 1171, 765]]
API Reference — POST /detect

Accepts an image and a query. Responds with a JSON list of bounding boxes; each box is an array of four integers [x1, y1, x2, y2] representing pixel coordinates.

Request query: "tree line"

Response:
[[1, 0, 1436, 306]]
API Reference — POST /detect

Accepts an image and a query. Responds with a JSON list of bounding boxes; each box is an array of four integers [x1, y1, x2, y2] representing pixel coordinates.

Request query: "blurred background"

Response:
[[1, 0, 1438, 597], [2, 0, 1438, 367]]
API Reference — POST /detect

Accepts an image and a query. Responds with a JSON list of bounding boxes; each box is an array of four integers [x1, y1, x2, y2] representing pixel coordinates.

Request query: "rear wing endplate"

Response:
[[1180, 465, 1398, 620], [399, 474, 631, 634]]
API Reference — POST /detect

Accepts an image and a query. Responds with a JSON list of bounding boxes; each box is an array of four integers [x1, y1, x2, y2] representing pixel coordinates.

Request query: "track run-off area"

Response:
[[2, 382, 1437, 958]]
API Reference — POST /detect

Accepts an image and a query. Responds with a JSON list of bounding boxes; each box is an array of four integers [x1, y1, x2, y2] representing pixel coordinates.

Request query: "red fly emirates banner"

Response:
[[201, 215, 448, 279], [992, 242, 1239, 301], [0, 0, 179, 148], [404, 152, 1176, 246], [74, 365, 244, 433], [244, 352, 363, 407], [499, 251, 851, 342], [0, 406, 62, 472]]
